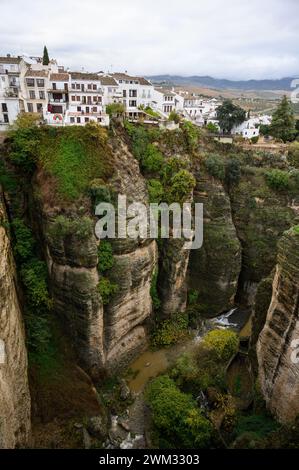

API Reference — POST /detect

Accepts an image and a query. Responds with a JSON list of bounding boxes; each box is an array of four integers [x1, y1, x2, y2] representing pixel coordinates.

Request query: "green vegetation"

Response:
[[216, 100, 246, 134], [288, 141, 299, 168], [205, 154, 225, 180], [292, 225, 299, 235], [147, 179, 164, 204], [168, 111, 181, 123], [166, 169, 196, 204], [269, 95, 296, 142], [9, 121, 113, 202], [151, 312, 189, 347], [205, 122, 219, 133], [97, 277, 118, 305], [89, 179, 111, 205], [10, 218, 52, 357], [202, 329, 239, 362], [106, 102, 125, 117], [98, 240, 114, 273], [234, 413, 279, 441], [142, 144, 164, 172], [48, 215, 94, 243], [142, 106, 160, 119], [150, 269, 161, 310], [145, 375, 212, 448], [265, 169, 290, 191], [42, 45, 50, 65], [225, 158, 241, 187], [181, 121, 200, 151]]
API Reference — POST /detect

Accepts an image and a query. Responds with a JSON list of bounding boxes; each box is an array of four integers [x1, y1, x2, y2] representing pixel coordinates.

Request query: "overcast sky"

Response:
[[1, 0, 298, 79]]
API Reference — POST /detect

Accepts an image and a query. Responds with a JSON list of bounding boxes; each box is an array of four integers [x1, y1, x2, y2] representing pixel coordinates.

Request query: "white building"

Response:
[[0, 55, 24, 129], [232, 115, 272, 139], [66, 72, 109, 126], [109, 73, 154, 118]]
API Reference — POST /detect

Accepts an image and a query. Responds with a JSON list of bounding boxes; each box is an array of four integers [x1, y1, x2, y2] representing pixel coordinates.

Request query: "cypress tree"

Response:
[[42, 46, 50, 65]]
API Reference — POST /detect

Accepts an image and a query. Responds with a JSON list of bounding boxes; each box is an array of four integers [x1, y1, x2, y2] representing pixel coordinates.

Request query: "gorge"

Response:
[[1, 118, 299, 448]]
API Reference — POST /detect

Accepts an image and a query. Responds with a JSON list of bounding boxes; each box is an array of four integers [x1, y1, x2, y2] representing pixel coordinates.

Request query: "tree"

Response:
[[269, 95, 296, 142], [42, 46, 50, 65], [106, 102, 125, 117], [216, 100, 246, 134]]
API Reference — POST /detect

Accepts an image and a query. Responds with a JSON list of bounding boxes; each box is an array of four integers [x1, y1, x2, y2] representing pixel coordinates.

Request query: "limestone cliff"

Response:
[[35, 135, 158, 375], [257, 227, 299, 423], [188, 173, 241, 316], [0, 194, 31, 448]]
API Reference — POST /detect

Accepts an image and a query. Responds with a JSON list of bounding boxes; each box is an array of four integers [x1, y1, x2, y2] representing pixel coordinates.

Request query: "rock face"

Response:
[[36, 136, 158, 375], [188, 174, 241, 316], [0, 195, 31, 448], [230, 169, 295, 304], [257, 228, 299, 423]]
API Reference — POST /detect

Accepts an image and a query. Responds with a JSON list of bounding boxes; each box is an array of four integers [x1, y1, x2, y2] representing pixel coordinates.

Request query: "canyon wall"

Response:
[[257, 227, 299, 423], [0, 194, 31, 448]]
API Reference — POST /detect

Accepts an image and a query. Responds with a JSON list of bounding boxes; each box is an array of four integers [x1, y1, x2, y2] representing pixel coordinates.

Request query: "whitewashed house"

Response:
[[21, 68, 48, 116], [66, 72, 109, 126], [108, 73, 154, 118], [0, 55, 24, 129], [232, 115, 272, 139], [46, 72, 69, 125]]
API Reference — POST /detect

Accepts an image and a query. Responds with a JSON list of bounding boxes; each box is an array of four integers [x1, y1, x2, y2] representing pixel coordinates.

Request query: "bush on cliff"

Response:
[[48, 215, 94, 242], [98, 240, 114, 273], [265, 169, 289, 191], [97, 277, 118, 305], [205, 154, 225, 180], [145, 375, 212, 448], [201, 329, 239, 362], [152, 312, 189, 347]]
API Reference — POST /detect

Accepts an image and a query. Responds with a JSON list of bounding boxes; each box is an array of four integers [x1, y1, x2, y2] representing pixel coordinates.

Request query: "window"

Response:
[[76, 84, 80, 90], [97, 118, 102, 123], [93, 84, 97, 90], [70, 117, 75, 123], [1, 103, 8, 112], [26, 78, 35, 87], [72, 83, 76, 89], [123, 90, 127, 97], [93, 96, 97, 102], [39, 90, 45, 99], [88, 84, 92, 90], [86, 107, 90, 113], [27, 103, 34, 112], [84, 117, 89, 123], [129, 100, 137, 107], [76, 96, 80, 101], [37, 103, 43, 113], [4, 114, 9, 123], [77, 106, 81, 112], [92, 106, 97, 112], [53, 83, 56, 90], [76, 117, 81, 123], [71, 95, 76, 101], [64, 83, 68, 91], [29, 90, 36, 99], [129, 89, 137, 97], [37, 79, 44, 87]]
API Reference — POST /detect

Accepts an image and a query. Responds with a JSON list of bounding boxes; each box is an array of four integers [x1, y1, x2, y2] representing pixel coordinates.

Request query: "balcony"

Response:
[[49, 97, 68, 103]]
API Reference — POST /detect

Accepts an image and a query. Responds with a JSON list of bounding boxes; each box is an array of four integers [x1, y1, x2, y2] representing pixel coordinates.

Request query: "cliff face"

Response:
[[188, 174, 241, 316], [36, 136, 158, 375], [0, 195, 31, 448], [257, 228, 299, 423]]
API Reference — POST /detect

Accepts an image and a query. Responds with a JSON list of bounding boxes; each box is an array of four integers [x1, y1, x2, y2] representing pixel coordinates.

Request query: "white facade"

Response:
[[109, 73, 155, 117], [0, 56, 24, 129], [232, 115, 272, 139], [66, 72, 109, 126]]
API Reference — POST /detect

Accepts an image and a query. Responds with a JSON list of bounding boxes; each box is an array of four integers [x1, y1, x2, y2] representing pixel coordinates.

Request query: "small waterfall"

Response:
[[211, 307, 238, 328]]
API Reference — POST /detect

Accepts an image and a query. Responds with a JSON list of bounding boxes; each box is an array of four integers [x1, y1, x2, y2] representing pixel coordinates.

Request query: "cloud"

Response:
[[1, 0, 299, 79]]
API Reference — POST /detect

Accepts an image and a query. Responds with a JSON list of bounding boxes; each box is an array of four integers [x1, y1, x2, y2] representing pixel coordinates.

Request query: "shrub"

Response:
[[167, 169, 196, 204], [235, 413, 279, 440], [145, 375, 212, 448], [201, 329, 239, 362], [188, 289, 199, 306], [98, 277, 118, 305], [162, 156, 187, 181], [152, 312, 189, 347], [150, 269, 161, 310], [205, 122, 219, 133], [142, 144, 164, 173], [205, 154, 225, 180], [89, 179, 111, 205], [48, 215, 94, 242], [265, 169, 290, 191], [12, 218, 35, 261], [21, 259, 52, 309], [106, 103, 125, 117], [251, 136, 259, 144], [288, 141, 299, 168], [168, 111, 181, 123], [147, 179, 164, 204], [182, 121, 199, 150], [225, 158, 241, 187], [98, 240, 114, 273]]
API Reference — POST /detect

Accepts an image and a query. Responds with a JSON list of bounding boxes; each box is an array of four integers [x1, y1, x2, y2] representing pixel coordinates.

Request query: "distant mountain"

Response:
[[147, 75, 295, 91]]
